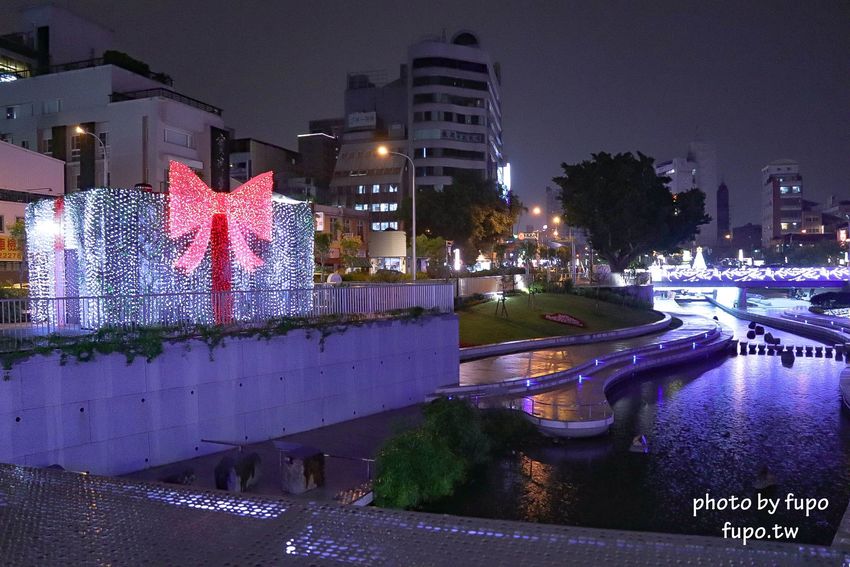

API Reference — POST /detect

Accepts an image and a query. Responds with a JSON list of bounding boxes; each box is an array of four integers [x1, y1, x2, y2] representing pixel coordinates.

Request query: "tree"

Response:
[[517, 240, 539, 273], [314, 232, 332, 281], [339, 234, 362, 271], [493, 243, 508, 268], [554, 152, 709, 273], [405, 172, 523, 268], [415, 234, 447, 276]]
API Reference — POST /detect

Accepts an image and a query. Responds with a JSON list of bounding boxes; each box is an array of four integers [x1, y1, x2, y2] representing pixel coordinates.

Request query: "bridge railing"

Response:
[[653, 266, 850, 286]]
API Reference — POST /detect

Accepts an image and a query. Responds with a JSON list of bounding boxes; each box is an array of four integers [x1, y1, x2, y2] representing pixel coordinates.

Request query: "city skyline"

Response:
[[1, 0, 848, 230]]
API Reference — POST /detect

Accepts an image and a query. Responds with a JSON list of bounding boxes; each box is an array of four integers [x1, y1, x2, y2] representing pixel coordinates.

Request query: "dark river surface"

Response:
[[435, 303, 850, 545]]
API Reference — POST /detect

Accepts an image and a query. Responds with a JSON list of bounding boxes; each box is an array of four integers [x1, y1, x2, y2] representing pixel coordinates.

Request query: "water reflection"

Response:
[[438, 304, 850, 545]]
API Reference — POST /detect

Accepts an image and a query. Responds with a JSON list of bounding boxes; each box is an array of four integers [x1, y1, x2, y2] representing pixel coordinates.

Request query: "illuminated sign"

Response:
[[314, 212, 324, 232], [0, 236, 23, 261], [346, 111, 376, 130]]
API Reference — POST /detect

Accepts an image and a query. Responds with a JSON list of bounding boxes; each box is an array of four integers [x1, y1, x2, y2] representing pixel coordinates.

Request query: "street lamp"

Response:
[[377, 145, 417, 280], [533, 206, 576, 283], [74, 125, 108, 187]]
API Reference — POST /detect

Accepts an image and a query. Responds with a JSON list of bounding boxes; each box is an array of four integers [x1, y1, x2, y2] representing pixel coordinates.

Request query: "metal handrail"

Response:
[[0, 284, 455, 346]]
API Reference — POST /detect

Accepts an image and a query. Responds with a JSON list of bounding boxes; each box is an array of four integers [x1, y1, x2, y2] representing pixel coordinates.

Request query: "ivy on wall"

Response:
[[1, 307, 436, 380]]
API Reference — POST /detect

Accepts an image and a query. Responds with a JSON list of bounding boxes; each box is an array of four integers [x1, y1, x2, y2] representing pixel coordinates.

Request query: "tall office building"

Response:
[[761, 159, 803, 247], [329, 30, 504, 232], [655, 141, 718, 246], [329, 69, 409, 232], [408, 31, 503, 190]]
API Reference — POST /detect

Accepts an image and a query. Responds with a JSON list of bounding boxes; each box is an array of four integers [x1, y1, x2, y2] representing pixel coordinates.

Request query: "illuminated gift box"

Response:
[[26, 162, 314, 328]]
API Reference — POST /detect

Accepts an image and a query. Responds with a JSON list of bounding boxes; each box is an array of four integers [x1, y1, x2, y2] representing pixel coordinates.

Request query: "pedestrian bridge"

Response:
[[653, 266, 850, 289]]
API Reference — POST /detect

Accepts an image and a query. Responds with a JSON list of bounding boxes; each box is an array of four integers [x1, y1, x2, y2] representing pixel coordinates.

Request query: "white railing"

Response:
[[454, 274, 531, 298], [0, 283, 454, 344]]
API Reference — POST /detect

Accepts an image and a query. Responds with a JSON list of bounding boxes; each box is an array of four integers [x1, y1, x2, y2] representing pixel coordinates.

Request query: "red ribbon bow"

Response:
[[168, 160, 273, 273]]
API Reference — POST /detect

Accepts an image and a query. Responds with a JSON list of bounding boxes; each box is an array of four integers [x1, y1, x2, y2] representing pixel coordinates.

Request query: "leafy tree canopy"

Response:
[[553, 151, 709, 273], [339, 234, 362, 270], [405, 172, 523, 265]]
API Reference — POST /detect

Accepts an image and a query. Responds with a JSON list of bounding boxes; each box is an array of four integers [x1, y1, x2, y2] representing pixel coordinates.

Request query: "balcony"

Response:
[[110, 88, 222, 116], [49, 54, 173, 86]]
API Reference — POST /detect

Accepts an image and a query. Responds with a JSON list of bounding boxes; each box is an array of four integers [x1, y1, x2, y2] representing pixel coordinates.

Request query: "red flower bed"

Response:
[[542, 312, 585, 327]]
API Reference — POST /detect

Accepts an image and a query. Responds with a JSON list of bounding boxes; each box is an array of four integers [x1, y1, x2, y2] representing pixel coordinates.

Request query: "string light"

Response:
[[26, 167, 314, 329]]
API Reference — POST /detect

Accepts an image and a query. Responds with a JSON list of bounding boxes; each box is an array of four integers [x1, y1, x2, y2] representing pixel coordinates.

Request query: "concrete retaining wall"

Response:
[[0, 314, 459, 476]]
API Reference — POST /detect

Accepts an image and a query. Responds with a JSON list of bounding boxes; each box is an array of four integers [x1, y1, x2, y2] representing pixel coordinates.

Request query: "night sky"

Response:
[[3, 1, 848, 230]]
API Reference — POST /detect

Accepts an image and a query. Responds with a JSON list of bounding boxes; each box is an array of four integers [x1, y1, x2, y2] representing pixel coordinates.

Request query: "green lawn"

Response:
[[458, 292, 663, 347]]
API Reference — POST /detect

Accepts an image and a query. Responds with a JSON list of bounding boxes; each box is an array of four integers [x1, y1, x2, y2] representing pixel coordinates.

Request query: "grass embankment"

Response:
[[458, 292, 663, 347]]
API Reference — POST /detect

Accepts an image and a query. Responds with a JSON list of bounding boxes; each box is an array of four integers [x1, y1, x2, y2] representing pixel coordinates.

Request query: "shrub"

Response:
[[374, 398, 491, 509], [371, 269, 407, 283], [373, 428, 465, 509], [454, 293, 489, 310], [811, 291, 850, 309], [422, 397, 490, 468]]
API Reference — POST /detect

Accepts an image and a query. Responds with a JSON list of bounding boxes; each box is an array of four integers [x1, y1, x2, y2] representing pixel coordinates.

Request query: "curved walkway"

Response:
[[459, 312, 672, 362], [459, 312, 709, 388], [441, 307, 733, 437]]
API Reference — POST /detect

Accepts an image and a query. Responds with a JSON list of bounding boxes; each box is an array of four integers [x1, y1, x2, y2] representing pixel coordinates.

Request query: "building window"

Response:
[[356, 185, 365, 194], [388, 184, 398, 193], [20, 140, 28, 149], [354, 204, 368, 211], [371, 221, 399, 231], [71, 134, 81, 161], [389, 203, 398, 211], [372, 184, 381, 193], [0, 216, 4, 232], [413, 128, 441, 141], [43, 99, 61, 114], [164, 128, 193, 148], [5, 107, 16, 120], [371, 204, 381, 212]]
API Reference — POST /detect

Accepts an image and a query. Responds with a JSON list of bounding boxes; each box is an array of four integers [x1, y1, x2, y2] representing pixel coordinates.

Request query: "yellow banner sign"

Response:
[[0, 236, 23, 261]]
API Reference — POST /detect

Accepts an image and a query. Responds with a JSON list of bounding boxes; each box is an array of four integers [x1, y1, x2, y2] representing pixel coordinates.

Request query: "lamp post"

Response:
[[75, 125, 108, 187], [533, 207, 578, 283], [377, 145, 417, 280]]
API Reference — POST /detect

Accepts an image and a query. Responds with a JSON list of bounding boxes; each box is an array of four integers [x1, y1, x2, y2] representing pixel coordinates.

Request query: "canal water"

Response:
[[436, 303, 850, 545]]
